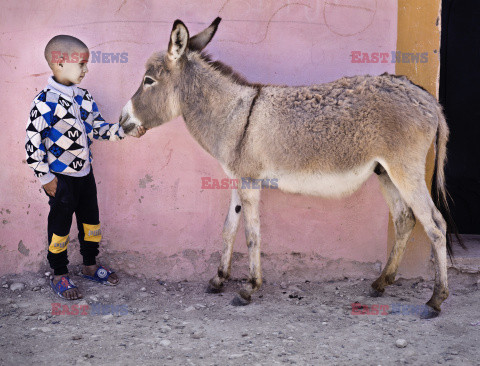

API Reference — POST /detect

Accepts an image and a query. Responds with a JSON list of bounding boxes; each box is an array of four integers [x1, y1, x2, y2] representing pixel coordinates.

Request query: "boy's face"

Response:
[[53, 47, 89, 86]]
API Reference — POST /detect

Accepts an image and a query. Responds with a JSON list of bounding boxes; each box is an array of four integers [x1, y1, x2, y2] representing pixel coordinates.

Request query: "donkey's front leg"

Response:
[[231, 188, 262, 306], [207, 189, 242, 293]]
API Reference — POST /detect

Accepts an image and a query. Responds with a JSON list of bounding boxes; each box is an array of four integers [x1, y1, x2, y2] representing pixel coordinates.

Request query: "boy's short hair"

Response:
[[44, 35, 89, 68]]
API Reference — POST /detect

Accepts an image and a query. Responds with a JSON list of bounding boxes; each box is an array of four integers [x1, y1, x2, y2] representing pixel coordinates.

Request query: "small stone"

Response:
[[72, 335, 83, 340], [396, 339, 408, 348], [228, 353, 245, 359], [45, 272, 51, 277], [159, 339, 171, 346], [38, 327, 52, 333], [37, 278, 47, 285], [184, 306, 195, 312], [10, 282, 25, 291], [140, 287, 146, 292], [37, 314, 47, 321], [159, 325, 171, 333], [32, 286, 41, 291], [2, 283, 8, 288], [89, 295, 99, 302], [102, 314, 113, 322], [191, 331, 205, 339]]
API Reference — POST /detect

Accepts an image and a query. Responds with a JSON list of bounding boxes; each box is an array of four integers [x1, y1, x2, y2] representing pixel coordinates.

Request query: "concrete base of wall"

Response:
[[27, 239, 436, 283]]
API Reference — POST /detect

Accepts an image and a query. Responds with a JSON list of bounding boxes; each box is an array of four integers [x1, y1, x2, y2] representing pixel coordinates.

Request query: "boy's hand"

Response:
[[108, 124, 125, 141], [43, 177, 58, 197]]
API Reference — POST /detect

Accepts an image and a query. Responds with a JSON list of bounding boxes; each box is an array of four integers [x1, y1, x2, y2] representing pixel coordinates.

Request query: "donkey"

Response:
[[120, 18, 452, 318]]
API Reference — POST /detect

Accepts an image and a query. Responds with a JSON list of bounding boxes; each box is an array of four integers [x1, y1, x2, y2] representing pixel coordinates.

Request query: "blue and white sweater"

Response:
[[25, 76, 124, 185]]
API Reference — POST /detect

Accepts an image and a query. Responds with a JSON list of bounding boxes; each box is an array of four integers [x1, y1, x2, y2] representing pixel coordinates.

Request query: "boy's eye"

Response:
[[144, 77, 155, 85]]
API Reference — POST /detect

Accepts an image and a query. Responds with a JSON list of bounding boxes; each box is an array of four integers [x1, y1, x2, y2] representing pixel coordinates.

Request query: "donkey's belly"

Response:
[[269, 162, 376, 198]]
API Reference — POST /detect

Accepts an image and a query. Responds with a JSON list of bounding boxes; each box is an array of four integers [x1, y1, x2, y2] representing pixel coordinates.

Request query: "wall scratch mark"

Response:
[[219, 2, 312, 45]]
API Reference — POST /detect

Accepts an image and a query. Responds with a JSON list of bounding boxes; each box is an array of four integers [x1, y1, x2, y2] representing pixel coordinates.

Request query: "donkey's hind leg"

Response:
[[371, 169, 416, 297], [207, 189, 242, 293], [231, 188, 262, 306], [389, 173, 448, 318]]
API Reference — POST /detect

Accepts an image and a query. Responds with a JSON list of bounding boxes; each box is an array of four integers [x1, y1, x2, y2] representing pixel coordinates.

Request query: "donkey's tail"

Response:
[[433, 107, 449, 209], [431, 106, 465, 260]]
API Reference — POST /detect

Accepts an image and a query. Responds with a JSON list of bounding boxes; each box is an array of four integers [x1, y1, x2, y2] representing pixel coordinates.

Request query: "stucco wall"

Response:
[[391, 0, 441, 278], [0, 0, 397, 280]]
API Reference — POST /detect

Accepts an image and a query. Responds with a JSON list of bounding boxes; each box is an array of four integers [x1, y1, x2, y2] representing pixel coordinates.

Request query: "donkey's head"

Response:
[[119, 18, 221, 135]]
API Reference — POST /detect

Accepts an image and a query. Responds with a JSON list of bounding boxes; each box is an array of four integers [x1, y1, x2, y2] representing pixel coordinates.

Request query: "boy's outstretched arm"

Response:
[[89, 93, 145, 140]]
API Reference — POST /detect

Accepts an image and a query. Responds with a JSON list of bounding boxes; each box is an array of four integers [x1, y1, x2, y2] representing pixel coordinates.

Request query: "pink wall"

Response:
[[0, 0, 397, 279]]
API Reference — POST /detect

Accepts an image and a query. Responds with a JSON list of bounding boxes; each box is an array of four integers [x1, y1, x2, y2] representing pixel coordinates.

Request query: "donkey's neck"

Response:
[[179, 55, 258, 166]]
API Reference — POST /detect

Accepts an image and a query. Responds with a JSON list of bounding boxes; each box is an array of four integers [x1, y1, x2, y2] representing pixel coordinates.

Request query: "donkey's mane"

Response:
[[198, 52, 261, 88]]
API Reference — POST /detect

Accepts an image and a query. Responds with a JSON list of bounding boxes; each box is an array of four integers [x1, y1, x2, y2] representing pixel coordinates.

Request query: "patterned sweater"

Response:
[[25, 76, 124, 185]]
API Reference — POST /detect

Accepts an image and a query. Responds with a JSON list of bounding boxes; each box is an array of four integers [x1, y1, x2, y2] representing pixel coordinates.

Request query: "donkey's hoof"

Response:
[[420, 305, 440, 319], [206, 281, 223, 294], [369, 287, 384, 298], [231, 289, 252, 306], [231, 295, 251, 306], [205, 278, 223, 294]]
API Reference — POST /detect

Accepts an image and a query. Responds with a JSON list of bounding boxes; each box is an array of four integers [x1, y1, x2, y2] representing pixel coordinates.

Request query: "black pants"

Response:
[[46, 169, 101, 275]]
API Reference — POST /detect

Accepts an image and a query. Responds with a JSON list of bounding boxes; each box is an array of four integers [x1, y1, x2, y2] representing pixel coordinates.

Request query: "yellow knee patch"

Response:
[[83, 223, 102, 242], [49, 234, 69, 254]]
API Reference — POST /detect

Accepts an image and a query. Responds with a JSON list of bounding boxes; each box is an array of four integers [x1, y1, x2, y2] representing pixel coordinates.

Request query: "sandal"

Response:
[[81, 266, 118, 286], [50, 276, 79, 300]]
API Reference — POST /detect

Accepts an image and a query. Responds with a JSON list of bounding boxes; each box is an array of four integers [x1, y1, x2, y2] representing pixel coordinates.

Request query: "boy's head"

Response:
[[44, 35, 89, 86]]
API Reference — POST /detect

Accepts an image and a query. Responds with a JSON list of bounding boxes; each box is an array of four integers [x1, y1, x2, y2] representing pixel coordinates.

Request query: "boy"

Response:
[[25, 35, 146, 300]]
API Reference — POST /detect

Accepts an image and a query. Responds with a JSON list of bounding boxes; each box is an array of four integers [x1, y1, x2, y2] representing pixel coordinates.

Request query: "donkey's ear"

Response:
[[167, 20, 190, 62], [189, 17, 221, 52]]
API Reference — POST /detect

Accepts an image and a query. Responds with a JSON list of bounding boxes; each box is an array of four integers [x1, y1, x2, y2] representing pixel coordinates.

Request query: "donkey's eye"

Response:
[[144, 77, 155, 85]]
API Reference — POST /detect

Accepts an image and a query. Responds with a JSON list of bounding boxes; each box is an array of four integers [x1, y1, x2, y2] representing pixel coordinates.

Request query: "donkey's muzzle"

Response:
[[121, 123, 137, 134]]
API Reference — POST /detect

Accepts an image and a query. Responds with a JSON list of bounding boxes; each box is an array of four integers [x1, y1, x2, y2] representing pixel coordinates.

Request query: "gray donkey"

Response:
[[120, 18, 452, 318]]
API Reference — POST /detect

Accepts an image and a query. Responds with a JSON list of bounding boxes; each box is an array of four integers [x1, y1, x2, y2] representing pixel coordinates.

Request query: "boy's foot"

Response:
[[52, 275, 83, 300], [82, 264, 119, 285]]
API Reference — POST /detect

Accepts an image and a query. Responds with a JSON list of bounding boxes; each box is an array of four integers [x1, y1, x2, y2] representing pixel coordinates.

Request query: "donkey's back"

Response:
[[245, 74, 441, 180]]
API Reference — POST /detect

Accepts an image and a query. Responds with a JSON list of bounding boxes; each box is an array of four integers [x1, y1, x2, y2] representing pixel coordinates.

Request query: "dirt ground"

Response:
[[1, 268, 479, 366]]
